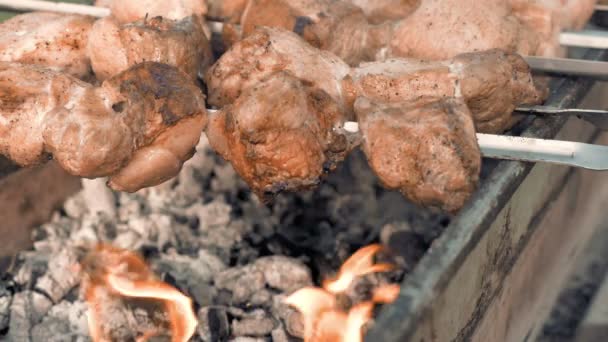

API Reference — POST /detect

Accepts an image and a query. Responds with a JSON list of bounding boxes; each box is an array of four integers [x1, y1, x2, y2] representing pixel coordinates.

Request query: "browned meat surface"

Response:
[[239, 0, 388, 65], [356, 97, 481, 213], [0, 62, 207, 192], [345, 0, 420, 23], [387, 0, 540, 60], [206, 72, 356, 198], [88, 15, 212, 81], [206, 27, 351, 111], [0, 12, 94, 79], [510, 0, 596, 56], [512, 0, 596, 29], [97, 0, 207, 23], [345, 49, 544, 133]]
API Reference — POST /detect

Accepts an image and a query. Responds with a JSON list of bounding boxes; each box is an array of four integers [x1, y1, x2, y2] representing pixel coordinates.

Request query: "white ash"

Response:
[[1, 140, 447, 341]]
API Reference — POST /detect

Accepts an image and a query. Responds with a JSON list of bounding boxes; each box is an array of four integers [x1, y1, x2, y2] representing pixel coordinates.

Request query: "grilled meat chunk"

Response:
[[0, 12, 94, 79], [88, 15, 212, 81], [206, 27, 351, 111], [239, 0, 389, 65], [0, 62, 207, 192], [356, 97, 481, 213], [345, 49, 545, 133], [206, 72, 356, 198], [387, 0, 540, 60]]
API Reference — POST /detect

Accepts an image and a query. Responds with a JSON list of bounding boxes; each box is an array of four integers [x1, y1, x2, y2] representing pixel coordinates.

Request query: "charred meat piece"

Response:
[[356, 97, 481, 213], [0, 62, 207, 192], [206, 72, 356, 198], [239, 0, 388, 65], [345, 49, 545, 133], [387, 0, 540, 60], [0, 12, 94, 79], [88, 15, 213, 81], [206, 27, 351, 111], [97, 0, 208, 23]]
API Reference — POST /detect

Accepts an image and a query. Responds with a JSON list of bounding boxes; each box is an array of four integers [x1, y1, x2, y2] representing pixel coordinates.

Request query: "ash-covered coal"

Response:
[[0, 137, 448, 341]]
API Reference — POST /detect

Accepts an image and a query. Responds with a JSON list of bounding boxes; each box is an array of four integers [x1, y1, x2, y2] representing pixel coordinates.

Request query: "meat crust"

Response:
[[99, 0, 207, 23], [206, 27, 351, 111], [88, 15, 213, 81], [0, 62, 207, 192], [356, 97, 481, 213], [206, 72, 355, 198], [0, 12, 94, 79]]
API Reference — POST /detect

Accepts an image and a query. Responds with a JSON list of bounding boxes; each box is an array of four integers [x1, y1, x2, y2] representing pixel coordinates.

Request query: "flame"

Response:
[[80, 244, 197, 342], [286, 244, 399, 342]]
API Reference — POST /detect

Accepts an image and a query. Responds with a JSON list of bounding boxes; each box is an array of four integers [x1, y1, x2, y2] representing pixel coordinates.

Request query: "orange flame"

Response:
[[286, 244, 399, 342], [80, 244, 197, 342]]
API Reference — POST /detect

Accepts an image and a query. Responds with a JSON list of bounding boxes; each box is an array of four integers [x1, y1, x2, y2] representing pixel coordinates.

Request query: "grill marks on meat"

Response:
[[88, 15, 213, 81], [0, 12, 94, 79], [206, 72, 355, 198], [356, 97, 481, 213], [0, 62, 207, 192]]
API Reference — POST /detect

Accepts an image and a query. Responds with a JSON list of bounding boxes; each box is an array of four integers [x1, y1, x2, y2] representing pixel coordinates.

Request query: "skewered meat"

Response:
[[0, 12, 94, 79], [206, 27, 351, 111], [0, 62, 207, 192], [387, 0, 540, 60], [511, 0, 597, 29], [345, 49, 545, 133], [238, 0, 541, 64], [344, 0, 420, 23], [206, 71, 356, 197], [356, 96, 481, 213], [239, 0, 388, 65], [209, 28, 545, 133], [96, 0, 208, 23], [88, 15, 212, 81]]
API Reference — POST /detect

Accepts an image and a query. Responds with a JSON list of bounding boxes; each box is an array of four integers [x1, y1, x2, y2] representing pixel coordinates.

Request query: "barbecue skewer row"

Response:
[[2, 0, 608, 81], [205, 107, 608, 171]]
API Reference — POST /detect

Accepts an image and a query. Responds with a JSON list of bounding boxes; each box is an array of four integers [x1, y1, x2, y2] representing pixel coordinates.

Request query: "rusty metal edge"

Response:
[[367, 47, 608, 342]]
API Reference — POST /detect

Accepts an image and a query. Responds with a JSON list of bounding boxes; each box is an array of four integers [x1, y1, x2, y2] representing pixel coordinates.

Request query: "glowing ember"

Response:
[[79, 244, 197, 342], [286, 244, 399, 342]]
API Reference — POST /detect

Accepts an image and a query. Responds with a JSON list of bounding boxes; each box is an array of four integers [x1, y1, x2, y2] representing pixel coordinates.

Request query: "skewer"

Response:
[[596, 4, 608, 12], [559, 30, 608, 49], [516, 106, 608, 130], [524, 56, 608, 81], [204, 109, 608, 170], [0, 0, 110, 17]]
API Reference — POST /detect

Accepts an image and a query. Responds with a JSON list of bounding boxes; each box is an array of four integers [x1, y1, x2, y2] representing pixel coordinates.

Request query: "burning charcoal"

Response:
[[270, 295, 304, 339], [215, 267, 265, 305], [198, 306, 230, 342], [253, 256, 312, 293], [0, 285, 11, 332], [231, 316, 277, 337], [8, 291, 54, 340], [210, 162, 241, 194], [117, 192, 143, 221], [271, 326, 290, 342], [249, 289, 273, 307], [189, 200, 232, 232], [35, 248, 80, 303], [31, 300, 89, 341], [380, 222, 428, 270], [153, 250, 226, 307], [32, 218, 73, 253]]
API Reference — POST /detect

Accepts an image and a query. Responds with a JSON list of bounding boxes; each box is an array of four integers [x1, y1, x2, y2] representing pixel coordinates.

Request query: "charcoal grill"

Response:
[[2, 3, 608, 342]]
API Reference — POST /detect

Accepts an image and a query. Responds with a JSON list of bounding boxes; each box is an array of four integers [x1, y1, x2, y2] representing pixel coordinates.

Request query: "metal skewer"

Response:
[[523, 56, 608, 81], [205, 109, 608, 170], [516, 105, 608, 130], [596, 4, 608, 12], [559, 29, 608, 49]]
